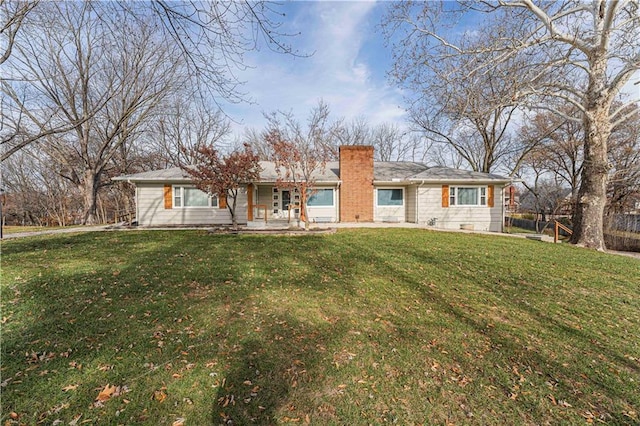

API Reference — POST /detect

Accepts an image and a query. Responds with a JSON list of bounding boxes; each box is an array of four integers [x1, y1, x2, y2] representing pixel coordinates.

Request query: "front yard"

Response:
[[1, 229, 639, 424]]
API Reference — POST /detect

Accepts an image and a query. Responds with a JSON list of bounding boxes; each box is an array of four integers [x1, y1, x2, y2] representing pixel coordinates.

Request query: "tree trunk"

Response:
[[230, 191, 238, 231], [301, 191, 309, 230], [80, 170, 100, 225], [570, 57, 611, 250]]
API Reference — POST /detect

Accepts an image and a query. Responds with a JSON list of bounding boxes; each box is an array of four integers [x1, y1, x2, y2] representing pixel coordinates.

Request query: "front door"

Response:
[[281, 190, 291, 214]]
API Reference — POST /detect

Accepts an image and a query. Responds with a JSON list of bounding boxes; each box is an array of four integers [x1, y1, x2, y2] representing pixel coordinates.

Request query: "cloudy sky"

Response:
[[220, 1, 640, 140], [221, 1, 403, 137]]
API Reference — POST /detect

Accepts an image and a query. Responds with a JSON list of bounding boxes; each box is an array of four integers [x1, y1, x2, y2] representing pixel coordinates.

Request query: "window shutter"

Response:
[[163, 185, 172, 209], [219, 194, 227, 209], [487, 185, 495, 207], [442, 185, 449, 208]]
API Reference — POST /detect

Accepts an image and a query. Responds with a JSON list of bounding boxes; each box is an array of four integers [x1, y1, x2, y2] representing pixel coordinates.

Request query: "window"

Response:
[[173, 186, 217, 208], [307, 188, 334, 206], [450, 187, 486, 206], [377, 188, 403, 206]]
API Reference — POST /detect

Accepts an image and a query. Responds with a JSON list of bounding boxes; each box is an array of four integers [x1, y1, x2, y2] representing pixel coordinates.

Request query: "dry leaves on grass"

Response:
[[96, 384, 118, 402], [92, 384, 129, 407], [153, 388, 167, 402]]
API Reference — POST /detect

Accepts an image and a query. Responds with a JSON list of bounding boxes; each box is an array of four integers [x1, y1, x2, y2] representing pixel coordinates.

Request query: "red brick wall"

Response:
[[339, 146, 374, 222]]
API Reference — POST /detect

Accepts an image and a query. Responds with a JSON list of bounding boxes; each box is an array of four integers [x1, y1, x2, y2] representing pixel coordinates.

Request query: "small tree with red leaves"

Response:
[[182, 144, 261, 230]]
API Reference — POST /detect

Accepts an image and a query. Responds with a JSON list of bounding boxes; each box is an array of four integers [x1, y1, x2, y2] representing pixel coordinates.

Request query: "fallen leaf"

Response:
[[96, 384, 117, 402], [172, 418, 185, 426], [63, 384, 78, 392], [153, 390, 167, 402]]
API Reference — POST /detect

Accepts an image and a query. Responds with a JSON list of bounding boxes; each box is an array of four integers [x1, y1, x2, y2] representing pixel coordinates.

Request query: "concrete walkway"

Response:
[[2, 223, 638, 260], [1, 225, 111, 240]]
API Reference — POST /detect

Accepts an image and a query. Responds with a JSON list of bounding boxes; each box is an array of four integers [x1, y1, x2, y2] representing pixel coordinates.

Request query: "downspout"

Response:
[[135, 184, 139, 226], [501, 184, 507, 233], [132, 179, 140, 226], [336, 182, 341, 223]]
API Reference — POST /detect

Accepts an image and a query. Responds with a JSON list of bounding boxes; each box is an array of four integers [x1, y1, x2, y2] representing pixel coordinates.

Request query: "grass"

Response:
[[504, 226, 540, 235], [1, 229, 639, 425]]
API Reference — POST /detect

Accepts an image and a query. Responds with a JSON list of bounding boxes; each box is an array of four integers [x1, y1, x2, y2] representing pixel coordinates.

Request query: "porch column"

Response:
[[247, 183, 254, 221]]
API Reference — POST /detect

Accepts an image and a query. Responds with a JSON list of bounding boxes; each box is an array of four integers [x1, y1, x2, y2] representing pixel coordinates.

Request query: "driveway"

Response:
[[1, 225, 110, 240]]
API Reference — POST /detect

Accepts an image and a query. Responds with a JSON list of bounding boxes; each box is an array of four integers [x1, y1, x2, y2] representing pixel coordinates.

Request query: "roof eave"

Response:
[[407, 178, 512, 184]]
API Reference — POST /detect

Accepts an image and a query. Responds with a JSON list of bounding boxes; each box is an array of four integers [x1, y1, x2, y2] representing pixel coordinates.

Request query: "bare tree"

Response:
[[1, 1, 297, 161], [323, 116, 432, 162], [3, 2, 182, 224], [153, 98, 232, 168], [385, 6, 540, 174], [520, 103, 639, 225], [384, 1, 640, 250], [147, 1, 298, 104], [2, 147, 82, 226], [243, 127, 274, 161], [0, 0, 38, 65], [607, 107, 640, 216], [518, 108, 584, 212], [520, 178, 570, 230], [330, 117, 371, 155], [262, 101, 334, 229]]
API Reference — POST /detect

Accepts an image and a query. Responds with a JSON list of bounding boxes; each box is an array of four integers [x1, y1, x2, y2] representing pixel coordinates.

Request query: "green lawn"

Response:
[[1, 229, 639, 425]]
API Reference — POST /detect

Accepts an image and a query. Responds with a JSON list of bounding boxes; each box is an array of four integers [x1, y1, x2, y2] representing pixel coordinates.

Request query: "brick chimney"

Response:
[[339, 145, 374, 222]]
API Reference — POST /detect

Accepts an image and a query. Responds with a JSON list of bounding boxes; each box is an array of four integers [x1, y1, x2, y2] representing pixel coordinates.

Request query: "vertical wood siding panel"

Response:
[[163, 185, 172, 209], [488, 185, 495, 208], [442, 185, 449, 208]]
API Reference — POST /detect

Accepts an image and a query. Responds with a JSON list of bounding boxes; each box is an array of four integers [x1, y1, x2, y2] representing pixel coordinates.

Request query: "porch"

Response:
[[246, 183, 339, 225]]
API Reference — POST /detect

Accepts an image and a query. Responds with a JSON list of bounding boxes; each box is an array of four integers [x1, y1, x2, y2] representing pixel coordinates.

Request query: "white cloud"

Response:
[[222, 1, 407, 139]]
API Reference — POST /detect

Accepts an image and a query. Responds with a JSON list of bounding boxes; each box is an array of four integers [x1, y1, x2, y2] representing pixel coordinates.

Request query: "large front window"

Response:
[[450, 187, 486, 206], [377, 188, 403, 206], [173, 186, 218, 208], [307, 188, 334, 206]]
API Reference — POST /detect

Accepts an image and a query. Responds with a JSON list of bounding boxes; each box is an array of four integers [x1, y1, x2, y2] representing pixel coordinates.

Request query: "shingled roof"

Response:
[[114, 161, 510, 184]]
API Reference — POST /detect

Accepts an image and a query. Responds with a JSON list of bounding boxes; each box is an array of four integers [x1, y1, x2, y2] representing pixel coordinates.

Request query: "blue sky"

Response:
[[220, 1, 640, 141], [221, 1, 404, 137]]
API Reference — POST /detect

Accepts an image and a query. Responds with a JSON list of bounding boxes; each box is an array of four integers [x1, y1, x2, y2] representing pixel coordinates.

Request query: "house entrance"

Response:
[[281, 190, 291, 213]]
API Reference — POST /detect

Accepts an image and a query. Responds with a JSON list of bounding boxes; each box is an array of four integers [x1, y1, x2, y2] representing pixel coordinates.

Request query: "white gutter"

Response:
[[135, 184, 139, 226]]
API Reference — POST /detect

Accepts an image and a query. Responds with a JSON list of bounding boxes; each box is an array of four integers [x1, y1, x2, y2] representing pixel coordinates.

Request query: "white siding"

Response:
[[307, 186, 339, 222], [136, 183, 247, 226], [374, 186, 406, 222], [416, 184, 503, 232], [406, 185, 417, 223], [255, 185, 275, 219]]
